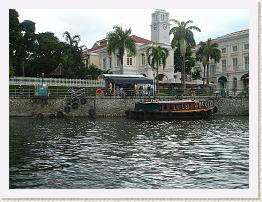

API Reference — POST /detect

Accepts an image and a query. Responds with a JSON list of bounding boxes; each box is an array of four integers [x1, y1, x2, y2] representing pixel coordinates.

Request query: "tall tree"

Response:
[[62, 31, 86, 78], [30, 32, 64, 76], [9, 9, 22, 76], [63, 31, 80, 47], [195, 42, 208, 86], [107, 25, 136, 74], [146, 45, 169, 93], [169, 19, 201, 93], [173, 46, 196, 75], [196, 38, 221, 89], [18, 20, 37, 76]]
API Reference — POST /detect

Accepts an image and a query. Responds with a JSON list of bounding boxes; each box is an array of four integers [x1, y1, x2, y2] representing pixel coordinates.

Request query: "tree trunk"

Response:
[[206, 63, 210, 89], [182, 54, 186, 93], [156, 64, 159, 94], [203, 64, 206, 86], [22, 59, 25, 77], [120, 56, 124, 74]]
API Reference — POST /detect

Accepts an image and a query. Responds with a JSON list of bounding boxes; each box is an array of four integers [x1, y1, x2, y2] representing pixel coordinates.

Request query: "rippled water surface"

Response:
[[9, 116, 249, 189]]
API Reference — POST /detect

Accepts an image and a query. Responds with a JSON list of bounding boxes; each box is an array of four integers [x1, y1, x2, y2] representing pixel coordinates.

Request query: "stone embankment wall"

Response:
[[9, 96, 249, 117]]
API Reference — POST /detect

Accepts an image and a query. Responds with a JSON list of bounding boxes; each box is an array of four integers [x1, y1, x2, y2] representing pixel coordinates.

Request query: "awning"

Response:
[[218, 76, 227, 83], [241, 73, 249, 80], [106, 76, 153, 85]]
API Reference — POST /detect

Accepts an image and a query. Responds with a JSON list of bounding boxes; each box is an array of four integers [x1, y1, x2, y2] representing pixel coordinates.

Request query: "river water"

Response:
[[9, 116, 249, 189]]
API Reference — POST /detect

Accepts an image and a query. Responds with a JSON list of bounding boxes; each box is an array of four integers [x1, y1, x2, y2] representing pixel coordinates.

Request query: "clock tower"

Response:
[[151, 9, 170, 44]]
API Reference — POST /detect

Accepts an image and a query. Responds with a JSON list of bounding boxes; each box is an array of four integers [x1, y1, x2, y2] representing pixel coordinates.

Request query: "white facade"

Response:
[[87, 9, 174, 81], [151, 9, 170, 44], [88, 39, 174, 81], [193, 29, 249, 93]]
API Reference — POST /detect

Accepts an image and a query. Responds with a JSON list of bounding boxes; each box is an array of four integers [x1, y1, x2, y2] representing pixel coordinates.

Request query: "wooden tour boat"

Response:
[[125, 99, 218, 120]]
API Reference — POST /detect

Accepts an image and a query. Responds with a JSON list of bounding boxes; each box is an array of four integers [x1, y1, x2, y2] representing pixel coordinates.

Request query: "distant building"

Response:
[[193, 29, 249, 93]]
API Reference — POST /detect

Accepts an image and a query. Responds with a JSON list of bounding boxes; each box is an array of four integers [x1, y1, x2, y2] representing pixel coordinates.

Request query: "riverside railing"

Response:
[[9, 86, 249, 98], [9, 77, 105, 87]]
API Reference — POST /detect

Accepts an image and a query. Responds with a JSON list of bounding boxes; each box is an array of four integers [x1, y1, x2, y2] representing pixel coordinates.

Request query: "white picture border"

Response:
[[0, 0, 259, 199]]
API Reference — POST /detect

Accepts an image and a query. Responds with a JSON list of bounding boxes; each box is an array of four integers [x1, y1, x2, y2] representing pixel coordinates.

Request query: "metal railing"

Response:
[[9, 77, 105, 87], [9, 86, 249, 98]]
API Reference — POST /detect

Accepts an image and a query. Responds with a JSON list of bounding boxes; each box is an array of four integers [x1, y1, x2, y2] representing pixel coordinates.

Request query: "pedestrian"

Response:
[[139, 85, 143, 96]]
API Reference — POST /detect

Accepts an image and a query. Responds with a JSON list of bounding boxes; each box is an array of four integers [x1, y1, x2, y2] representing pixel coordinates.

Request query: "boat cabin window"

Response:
[[182, 104, 189, 110], [162, 104, 168, 111], [176, 104, 181, 110]]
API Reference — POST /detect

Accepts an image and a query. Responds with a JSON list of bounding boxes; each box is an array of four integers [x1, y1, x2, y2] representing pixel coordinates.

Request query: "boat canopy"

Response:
[[103, 75, 153, 85]]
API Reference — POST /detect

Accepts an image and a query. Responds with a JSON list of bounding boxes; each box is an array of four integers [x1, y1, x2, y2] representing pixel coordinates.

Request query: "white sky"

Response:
[[17, 9, 249, 49]]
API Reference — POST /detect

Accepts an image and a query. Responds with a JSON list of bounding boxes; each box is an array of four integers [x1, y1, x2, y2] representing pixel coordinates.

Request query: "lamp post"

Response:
[[41, 73, 44, 85]]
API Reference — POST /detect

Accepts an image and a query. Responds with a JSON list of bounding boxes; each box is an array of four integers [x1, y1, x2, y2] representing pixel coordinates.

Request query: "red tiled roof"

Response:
[[88, 44, 107, 52], [88, 35, 153, 52], [129, 35, 154, 44]]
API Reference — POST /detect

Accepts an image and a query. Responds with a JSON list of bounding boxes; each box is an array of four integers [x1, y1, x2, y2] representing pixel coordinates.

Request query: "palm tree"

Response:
[[146, 45, 169, 94], [107, 26, 136, 74], [195, 41, 208, 86], [63, 31, 80, 47], [169, 19, 201, 93], [62, 31, 85, 78], [196, 38, 221, 89]]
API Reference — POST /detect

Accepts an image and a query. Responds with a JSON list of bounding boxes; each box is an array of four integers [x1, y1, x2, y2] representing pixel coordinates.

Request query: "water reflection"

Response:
[[9, 116, 249, 189]]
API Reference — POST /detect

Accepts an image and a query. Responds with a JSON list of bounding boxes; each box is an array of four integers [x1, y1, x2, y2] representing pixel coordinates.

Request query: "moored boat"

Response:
[[125, 99, 217, 120]]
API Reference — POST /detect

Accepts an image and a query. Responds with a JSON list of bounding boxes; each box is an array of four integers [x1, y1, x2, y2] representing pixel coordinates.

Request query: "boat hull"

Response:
[[125, 108, 215, 120]]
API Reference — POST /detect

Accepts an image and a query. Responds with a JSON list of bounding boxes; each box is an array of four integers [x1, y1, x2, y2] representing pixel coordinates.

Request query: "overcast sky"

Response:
[[17, 9, 249, 48]]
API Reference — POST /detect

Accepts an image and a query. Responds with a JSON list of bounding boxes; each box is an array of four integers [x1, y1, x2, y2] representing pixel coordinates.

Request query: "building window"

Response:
[[222, 59, 227, 72], [244, 44, 249, 50], [127, 57, 132, 66], [141, 54, 146, 65], [103, 58, 106, 69], [210, 65, 215, 75], [159, 58, 163, 65], [221, 48, 226, 53], [109, 57, 112, 69], [244, 56, 249, 69], [233, 58, 238, 71], [232, 45, 238, 52]]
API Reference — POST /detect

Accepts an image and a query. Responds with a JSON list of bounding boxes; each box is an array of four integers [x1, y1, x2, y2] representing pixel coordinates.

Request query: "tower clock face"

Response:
[[163, 23, 167, 30]]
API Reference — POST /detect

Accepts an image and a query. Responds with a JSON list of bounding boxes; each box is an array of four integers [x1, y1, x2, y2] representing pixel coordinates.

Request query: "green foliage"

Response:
[[29, 32, 65, 76], [192, 66, 201, 80], [107, 25, 136, 74], [9, 10, 87, 78], [9, 9, 21, 55], [170, 19, 200, 91], [61, 31, 87, 78], [195, 38, 221, 87], [74, 63, 107, 79], [173, 47, 196, 74], [146, 45, 169, 92], [9, 66, 15, 77], [9, 10, 38, 76]]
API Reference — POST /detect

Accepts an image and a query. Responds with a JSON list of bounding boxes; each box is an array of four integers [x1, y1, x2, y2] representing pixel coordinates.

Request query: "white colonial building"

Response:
[[84, 9, 249, 93], [85, 9, 175, 82], [194, 29, 249, 93]]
